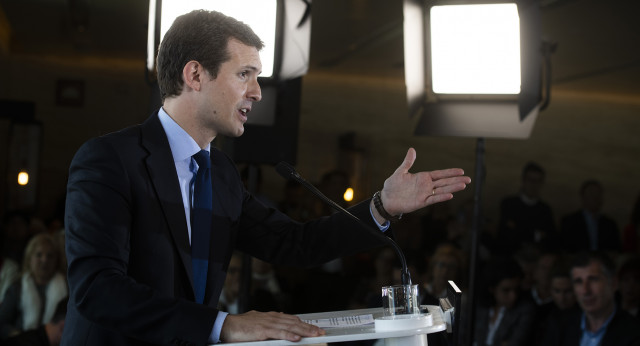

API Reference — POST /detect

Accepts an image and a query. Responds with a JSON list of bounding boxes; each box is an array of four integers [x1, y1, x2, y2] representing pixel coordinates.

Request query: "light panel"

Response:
[[430, 4, 521, 94], [148, 0, 278, 77]]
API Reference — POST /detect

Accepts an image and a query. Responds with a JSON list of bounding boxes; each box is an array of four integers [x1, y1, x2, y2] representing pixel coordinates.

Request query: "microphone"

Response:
[[275, 161, 412, 285]]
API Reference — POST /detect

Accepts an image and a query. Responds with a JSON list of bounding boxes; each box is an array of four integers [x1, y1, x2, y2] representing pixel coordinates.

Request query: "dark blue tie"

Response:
[[191, 150, 212, 304]]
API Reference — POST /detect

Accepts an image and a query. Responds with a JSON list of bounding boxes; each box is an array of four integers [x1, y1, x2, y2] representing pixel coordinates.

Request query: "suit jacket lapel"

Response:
[[140, 113, 195, 293], [211, 150, 235, 218]]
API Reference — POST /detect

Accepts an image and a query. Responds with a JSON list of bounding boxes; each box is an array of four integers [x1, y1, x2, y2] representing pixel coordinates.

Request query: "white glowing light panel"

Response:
[[430, 4, 521, 94], [148, 0, 277, 77]]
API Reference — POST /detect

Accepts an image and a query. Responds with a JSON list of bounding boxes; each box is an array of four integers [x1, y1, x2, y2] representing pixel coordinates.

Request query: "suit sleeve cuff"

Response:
[[370, 204, 390, 231], [209, 311, 228, 344]]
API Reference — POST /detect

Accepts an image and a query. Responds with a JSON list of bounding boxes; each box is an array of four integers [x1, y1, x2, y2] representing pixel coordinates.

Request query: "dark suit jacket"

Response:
[[542, 307, 640, 346], [560, 210, 621, 253], [496, 195, 557, 254], [473, 300, 536, 346], [62, 113, 388, 346]]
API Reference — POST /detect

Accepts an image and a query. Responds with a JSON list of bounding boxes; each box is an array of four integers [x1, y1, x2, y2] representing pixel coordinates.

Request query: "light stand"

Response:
[[463, 138, 485, 345]]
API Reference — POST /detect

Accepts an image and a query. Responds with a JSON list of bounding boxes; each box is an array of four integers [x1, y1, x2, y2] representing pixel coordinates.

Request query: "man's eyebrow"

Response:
[[241, 65, 260, 72]]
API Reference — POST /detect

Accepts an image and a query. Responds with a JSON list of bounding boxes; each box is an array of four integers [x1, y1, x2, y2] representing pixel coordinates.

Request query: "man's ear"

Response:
[[182, 60, 204, 92]]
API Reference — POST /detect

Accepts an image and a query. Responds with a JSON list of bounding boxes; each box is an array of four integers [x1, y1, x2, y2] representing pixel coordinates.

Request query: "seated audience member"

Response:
[[473, 257, 536, 346], [548, 260, 577, 312], [0, 256, 19, 304], [420, 243, 466, 305], [532, 258, 577, 346], [617, 255, 640, 319], [3, 297, 67, 346], [420, 244, 467, 346], [0, 233, 67, 339], [621, 192, 640, 253], [217, 252, 280, 314], [513, 245, 538, 293], [561, 180, 621, 253], [348, 247, 399, 310], [542, 252, 640, 345], [526, 249, 559, 346], [529, 250, 558, 308], [496, 162, 557, 255]]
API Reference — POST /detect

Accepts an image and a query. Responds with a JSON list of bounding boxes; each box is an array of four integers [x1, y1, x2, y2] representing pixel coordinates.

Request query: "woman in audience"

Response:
[[420, 243, 466, 305], [0, 256, 19, 304], [0, 233, 67, 340], [474, 256, 536, 346], [617, 255, 640, 319]]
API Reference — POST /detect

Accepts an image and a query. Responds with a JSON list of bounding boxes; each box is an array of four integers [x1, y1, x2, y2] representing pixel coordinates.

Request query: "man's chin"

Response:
[[222, 127, 245, 138]]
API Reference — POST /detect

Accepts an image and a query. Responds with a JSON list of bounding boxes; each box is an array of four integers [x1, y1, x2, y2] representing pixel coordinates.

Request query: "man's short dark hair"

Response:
[[522, 161, 545, 180], [478, 256, 524, 307], [156, 10, 264, 100], [570, 251, 615, 279], [579, 179, 602, 197]]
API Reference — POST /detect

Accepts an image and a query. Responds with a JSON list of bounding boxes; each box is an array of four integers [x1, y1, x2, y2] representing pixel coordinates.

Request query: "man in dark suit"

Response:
[[542, 252, 640, 345], [62, 10, 471, 346], [496, 162, 557, 255], [561, 180, 621, 253]]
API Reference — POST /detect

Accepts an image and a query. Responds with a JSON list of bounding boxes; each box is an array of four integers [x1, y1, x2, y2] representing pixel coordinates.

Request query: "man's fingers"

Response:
[[261, 313, 324, 342], [432, 176, 472, 189], [394, 147, 417, 174], [221, 311, 325, 343], [431, 182, 468, 196], [279, 321, 325, 340], [427, 193, 454, 204], [429, 168, 467, 181]]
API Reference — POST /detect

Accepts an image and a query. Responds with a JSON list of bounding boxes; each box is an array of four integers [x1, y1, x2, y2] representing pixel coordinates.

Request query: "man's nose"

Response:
[[578, 282, 591, 295], [247, 79, 261, 102]]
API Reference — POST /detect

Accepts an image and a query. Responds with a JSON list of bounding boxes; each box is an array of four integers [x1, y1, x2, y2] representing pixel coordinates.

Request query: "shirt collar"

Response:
[[531, 287, 553, 305], [158, 107, 209, 162], [581, 306, 617, 336]]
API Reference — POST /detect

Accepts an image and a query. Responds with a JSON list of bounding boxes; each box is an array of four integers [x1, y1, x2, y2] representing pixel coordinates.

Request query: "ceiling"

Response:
[[1, 0, 640, 99]]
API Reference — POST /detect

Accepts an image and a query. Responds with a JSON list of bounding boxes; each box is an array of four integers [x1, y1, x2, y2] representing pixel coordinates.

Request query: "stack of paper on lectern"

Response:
[[303, 314, 375, 328]]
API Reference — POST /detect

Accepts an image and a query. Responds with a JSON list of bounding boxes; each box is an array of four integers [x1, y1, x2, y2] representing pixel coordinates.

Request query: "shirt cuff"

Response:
[[370, 204, 390, 231], [209, 311, 228, 344]]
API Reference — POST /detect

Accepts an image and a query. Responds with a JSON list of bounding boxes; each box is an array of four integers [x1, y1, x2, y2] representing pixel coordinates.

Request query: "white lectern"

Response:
[[223, 305, 447, 346]]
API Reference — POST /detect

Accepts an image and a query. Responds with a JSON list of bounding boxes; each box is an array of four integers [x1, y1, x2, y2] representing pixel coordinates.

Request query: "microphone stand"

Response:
[[275, 162, 412, 285]]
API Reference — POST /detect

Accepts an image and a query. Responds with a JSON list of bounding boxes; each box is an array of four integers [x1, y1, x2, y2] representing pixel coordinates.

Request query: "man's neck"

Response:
[[162, 101, 216, 148], [582, 208, 600, 218], [532, 285, 552, 303], [585, 304, 615, 332], [519, 193, 538, 206]]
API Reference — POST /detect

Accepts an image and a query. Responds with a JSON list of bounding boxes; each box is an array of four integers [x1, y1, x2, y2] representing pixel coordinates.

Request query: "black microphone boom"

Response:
[[275, 161, 412, 285]]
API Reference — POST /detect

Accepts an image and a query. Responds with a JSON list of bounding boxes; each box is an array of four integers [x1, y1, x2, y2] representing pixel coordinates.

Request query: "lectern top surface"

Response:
[[221, 305, 446, 346]]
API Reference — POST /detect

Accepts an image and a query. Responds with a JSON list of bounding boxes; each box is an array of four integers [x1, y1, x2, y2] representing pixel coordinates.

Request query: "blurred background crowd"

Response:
[[0, 160, 639, 346]]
